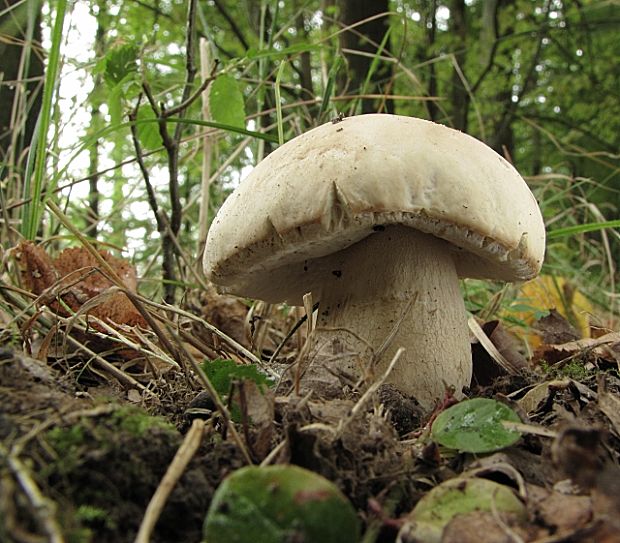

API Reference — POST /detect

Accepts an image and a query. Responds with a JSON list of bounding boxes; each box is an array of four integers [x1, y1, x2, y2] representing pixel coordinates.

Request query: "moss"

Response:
[[110, 406, 176, 437], [539, 359, 594, 381], [45, 425, 88, 476], [39, 404, 180, 542]]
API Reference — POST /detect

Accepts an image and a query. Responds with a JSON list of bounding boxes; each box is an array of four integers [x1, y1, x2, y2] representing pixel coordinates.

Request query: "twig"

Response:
[[2, 446, 65, 543], [173, 327, 254, 465], [212, 0, 250, 50], [134, 419, 206, 543], [335, 347, 404, 439], [267, 301, 319, 366]]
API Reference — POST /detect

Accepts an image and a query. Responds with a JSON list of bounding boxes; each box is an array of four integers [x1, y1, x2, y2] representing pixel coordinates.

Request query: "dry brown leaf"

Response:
[[533, 308, 581, 345], [15, 241, 146, 329], [232, 379, 275, 461]]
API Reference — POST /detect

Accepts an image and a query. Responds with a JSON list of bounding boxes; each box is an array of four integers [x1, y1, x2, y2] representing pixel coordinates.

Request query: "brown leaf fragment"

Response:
[[232, 380, 275, 461], [441, 511, 525, 543], [534, 308, 580, 345], [472, 320, 528, 386], [551, 425, 602, 488], [189, 287, 251, 349], [15, 241, 147, 329], [527, 484, 593, 534], [15, 241, 59, 296], [598, 376, 620, 438]]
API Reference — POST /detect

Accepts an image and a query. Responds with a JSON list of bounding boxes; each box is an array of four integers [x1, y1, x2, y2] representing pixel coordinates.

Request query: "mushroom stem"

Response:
[[300, 225, 472, 407]]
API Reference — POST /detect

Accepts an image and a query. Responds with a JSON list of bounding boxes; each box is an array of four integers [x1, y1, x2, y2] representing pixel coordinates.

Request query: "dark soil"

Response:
[[1, 334, 620, 543]]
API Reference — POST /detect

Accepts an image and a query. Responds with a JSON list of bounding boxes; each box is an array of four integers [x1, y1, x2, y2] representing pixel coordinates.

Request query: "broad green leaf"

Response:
[[203, 465, 360, 543], [103, 43, 139, 88], [431, 398, 521, 453], [209, 75, 246, 129]]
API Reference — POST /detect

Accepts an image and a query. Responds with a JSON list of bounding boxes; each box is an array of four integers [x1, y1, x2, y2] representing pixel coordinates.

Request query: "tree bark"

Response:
[[424, 1, 439, 121], [0, 0, 43, 176], [337, 0, 394, 114], [449, 0, 469, 131]]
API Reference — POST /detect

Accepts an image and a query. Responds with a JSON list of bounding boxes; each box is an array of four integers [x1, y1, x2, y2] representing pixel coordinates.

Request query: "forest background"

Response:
[[1, 0, 619, 320]]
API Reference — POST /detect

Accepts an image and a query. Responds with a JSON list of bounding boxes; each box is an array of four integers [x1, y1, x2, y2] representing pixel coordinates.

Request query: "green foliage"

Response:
[[20, 0, 68, 240], [539, 360, 594, 381], [98, 43, 140, 126], [201, 358, 272, 398], [100, 43, 139, 87], [135, 105, 162, 151], [45, 424, 89, 479], [3, 0, 618, 321], [209, 74, 247, 129], [431, 398, 522, 453]]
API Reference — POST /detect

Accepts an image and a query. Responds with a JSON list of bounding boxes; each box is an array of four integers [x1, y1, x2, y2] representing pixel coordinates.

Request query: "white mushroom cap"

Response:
[[204, 114, 545, 304]]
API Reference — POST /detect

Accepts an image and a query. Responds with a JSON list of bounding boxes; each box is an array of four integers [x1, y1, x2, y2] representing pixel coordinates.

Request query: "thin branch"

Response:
[[135, 419, 206, 543], [212, 0, 250, 50], [128, 96, 165, 234]]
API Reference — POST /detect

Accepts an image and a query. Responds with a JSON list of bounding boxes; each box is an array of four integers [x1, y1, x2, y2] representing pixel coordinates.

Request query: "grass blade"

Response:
[[21, 0, 68, 240], [547, 220, 620, 240]]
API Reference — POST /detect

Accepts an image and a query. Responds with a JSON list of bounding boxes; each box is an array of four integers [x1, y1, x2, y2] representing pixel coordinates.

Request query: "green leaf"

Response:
[[209, 75, 246, 129], [135, 105, 161, 151], [203, 465, 360, 543], [430, 398, 521, 453], [201, 359, 271, 398], [103, 43, 139, 88]]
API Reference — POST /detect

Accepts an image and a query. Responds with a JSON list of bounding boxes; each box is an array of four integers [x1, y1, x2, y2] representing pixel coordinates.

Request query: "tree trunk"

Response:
[[449, 0, 469, 131], [424, 1, 439, 121], [0, 0, 43, 178], [85, 2, 107, 240], [337, 0, 394, 114]]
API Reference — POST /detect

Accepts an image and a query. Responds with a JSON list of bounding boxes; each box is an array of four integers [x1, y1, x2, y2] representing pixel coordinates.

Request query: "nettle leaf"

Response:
[[103, 43, 139, 88], [101, 44, 141, 127], [208, 74, 246, 129], [201, 358, 271, 398], [431, 398, 522, 453]]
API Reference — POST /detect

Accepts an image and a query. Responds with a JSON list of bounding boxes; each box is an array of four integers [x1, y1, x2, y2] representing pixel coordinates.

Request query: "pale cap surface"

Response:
[[204, 114, 545, 304]]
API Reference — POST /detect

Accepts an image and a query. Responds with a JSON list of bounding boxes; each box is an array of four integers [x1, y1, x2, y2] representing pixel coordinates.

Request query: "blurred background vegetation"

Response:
[[1, 0, 619, 336]]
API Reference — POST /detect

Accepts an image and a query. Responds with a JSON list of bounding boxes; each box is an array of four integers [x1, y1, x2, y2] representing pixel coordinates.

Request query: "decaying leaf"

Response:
[[16, 242, 146, 327], [535, 331, 620, 369], [397, 475, 527, 543], [14, 242, 149, 360], [471, 319, 528, 385]]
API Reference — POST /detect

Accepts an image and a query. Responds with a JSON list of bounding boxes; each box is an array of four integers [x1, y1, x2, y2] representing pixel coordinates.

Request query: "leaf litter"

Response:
[[1, 244, 619, 542]]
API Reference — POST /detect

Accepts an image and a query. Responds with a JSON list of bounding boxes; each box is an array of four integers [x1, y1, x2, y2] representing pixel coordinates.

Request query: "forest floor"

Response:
[[1, 246, 620, 542], [2, 322, 620, 543]]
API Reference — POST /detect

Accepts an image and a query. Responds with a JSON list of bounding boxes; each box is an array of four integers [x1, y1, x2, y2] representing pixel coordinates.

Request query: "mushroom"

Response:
[[203, 114, 545, 406]]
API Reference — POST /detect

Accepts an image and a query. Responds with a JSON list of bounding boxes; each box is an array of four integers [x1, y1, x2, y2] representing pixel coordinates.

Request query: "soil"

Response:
[[1, 334, 620, 543]]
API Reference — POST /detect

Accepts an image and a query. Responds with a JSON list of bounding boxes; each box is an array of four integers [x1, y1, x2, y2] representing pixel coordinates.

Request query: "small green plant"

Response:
[[201, 358, 273, 398], [539, 359, 593, 381], [431, 398, 522, 453]]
